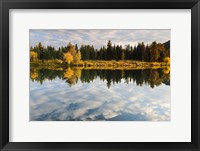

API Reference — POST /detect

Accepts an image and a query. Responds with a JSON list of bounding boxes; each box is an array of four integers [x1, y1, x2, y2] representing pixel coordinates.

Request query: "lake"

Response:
[[30, 68, 170, 121]]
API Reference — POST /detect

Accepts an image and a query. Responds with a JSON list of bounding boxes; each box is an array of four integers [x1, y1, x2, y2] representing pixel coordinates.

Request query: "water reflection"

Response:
[[30, 67, 170, 88], [30, 67, 170, 121], [30, 68, 170, 121]]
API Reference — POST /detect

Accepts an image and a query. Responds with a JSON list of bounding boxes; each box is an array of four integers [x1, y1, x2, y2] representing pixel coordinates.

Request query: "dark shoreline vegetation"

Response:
[[30, 40, 170, 67]]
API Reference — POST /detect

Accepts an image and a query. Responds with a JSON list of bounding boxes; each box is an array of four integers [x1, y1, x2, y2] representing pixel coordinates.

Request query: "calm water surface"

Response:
[[30, 68, 170, 121]]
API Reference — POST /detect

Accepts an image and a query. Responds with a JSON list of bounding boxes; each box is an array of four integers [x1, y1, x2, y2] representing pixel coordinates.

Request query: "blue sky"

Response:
[[30, 29, 170, 49]]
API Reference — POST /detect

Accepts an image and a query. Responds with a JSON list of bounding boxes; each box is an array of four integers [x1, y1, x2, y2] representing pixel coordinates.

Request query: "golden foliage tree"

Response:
[[63, 52, 73, 64], [65, 43, 82, 63], [63, 67, 78, 86], [64, 67, 74, 79], [30, 69, 39, 79], [30, 51, 38, 61], [164, 57, 170, 65], [74, 51, 81, 63], [67, 42, 77, 58], [163, 66, 170, 74]]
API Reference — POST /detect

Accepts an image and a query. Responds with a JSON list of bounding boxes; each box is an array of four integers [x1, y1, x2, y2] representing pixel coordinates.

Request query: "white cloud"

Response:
[[30, 29, 170, 49]]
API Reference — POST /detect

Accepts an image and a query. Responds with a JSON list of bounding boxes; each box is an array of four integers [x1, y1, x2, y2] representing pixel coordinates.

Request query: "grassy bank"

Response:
[[30, 59, 169, 70]]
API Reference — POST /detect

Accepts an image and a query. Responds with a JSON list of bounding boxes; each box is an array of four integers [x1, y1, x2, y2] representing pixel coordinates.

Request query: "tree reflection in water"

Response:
[[30, 67, 170, 88]]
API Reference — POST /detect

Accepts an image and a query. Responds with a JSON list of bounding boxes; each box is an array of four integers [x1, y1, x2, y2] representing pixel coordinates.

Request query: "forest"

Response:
[[30, 40, 170, 67]]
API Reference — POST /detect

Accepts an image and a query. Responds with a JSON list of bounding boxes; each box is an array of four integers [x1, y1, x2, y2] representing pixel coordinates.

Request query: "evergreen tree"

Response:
[[107, 40, 112, 60]]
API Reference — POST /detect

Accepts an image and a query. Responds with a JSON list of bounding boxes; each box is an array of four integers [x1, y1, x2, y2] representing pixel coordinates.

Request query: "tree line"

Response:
[[30, 40, 170, 63]]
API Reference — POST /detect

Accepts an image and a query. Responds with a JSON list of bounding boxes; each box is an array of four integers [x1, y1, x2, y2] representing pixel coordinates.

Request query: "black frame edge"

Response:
[[1, 0, 9, 150], [191, 1, 199, 150], [0, 0, 3, 149], [0, 1, 198, 9], [1, 0, 200, 151], [197, 1, 200, 150]]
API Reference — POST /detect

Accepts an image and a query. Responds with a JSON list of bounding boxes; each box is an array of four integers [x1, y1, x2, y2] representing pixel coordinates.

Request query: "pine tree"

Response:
[[107, 40, 112, 60]]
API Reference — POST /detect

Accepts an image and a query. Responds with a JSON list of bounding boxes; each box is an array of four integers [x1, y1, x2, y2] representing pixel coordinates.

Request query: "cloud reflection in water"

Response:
[[30, 77, 170, 121]]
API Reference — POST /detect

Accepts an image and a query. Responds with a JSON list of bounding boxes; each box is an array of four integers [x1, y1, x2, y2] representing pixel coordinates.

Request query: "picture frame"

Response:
[[0, 0, 199, 150]]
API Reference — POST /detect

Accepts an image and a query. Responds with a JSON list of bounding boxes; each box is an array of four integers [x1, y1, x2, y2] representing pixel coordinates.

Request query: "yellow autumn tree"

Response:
[[30, 69, 38, 79], [30, 51, 38, 61], [67, 42, 77, 58], [74, 51, 81, 63], [63, 52, 73, 64], [163, 66, 170, 74], [164, 57, 170, 65], [64, 67, 74, 79]]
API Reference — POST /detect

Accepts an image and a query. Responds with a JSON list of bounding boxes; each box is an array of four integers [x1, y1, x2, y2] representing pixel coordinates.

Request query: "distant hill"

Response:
[[163, 40, 170, 50]]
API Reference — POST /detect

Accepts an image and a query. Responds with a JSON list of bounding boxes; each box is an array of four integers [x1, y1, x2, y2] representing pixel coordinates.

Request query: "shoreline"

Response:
[[30, 60, 170, 70]]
